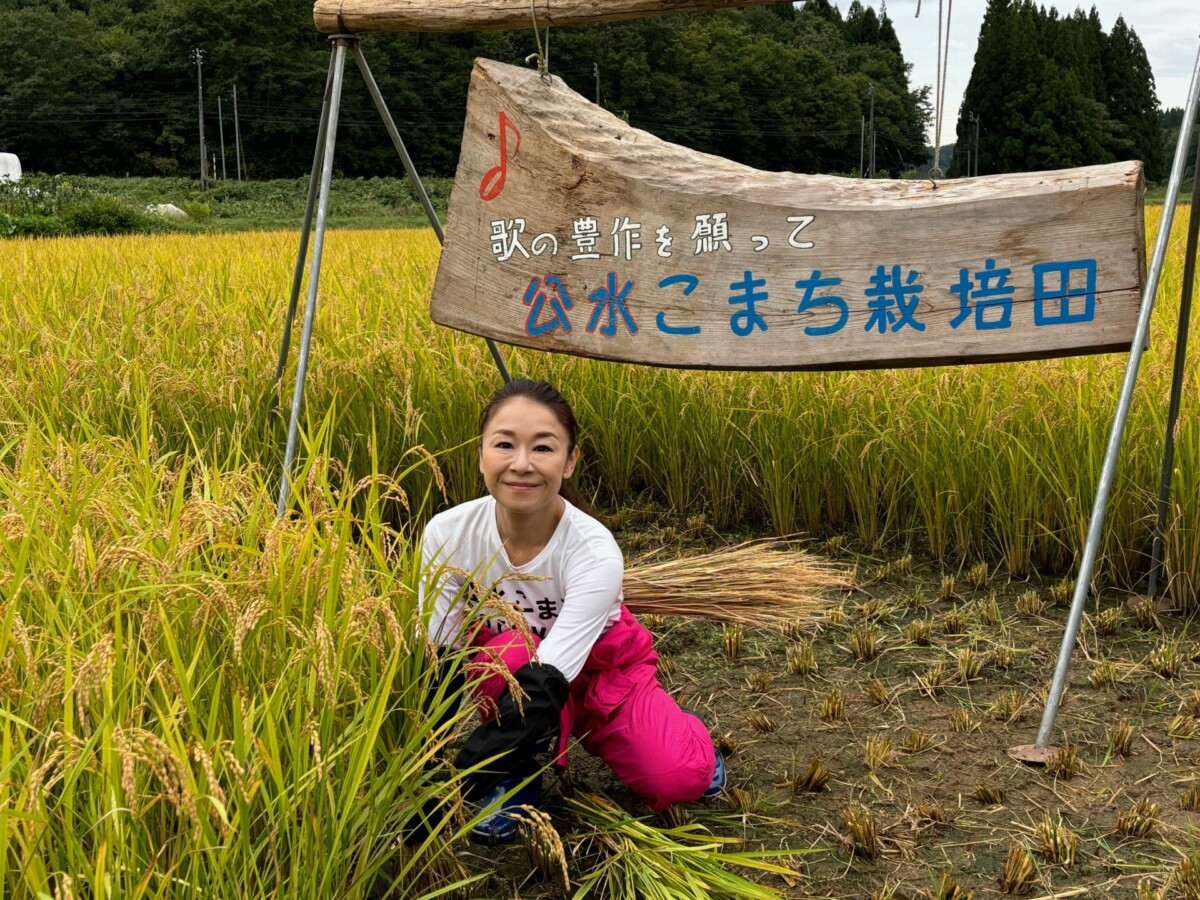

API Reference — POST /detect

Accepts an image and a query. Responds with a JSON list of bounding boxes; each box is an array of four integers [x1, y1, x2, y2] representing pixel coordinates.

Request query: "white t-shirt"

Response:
[[419, 495, 624, 682]]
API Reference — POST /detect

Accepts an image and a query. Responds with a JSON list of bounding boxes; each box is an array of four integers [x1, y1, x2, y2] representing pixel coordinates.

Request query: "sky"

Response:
[[881, 0, 1198, 149]]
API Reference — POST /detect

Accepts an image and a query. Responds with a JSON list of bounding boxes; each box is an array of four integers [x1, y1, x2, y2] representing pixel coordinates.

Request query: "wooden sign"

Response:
[[314, 0, 790, 34], [430, 59, 1146, 371]]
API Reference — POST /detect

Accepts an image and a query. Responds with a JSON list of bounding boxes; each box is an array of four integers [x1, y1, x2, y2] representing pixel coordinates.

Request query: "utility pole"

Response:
[[859, 115, 865, 177], [218, 96, 227, 181], [233, 83, 244, 181], [594, 62, 600, 105], [868, 82, 876, 179], [193, 48, 207, 189]]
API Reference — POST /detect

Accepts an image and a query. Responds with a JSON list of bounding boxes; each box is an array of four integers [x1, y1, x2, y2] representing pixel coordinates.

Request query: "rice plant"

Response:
[[863, 734, 895, 771], [989, 689, 1026, 723], [956, 647, 984, 683], [939, 575, 958, 602], [967, 562, 991, 591], [1133, 599, 1159, 630], [931, 871, 973, 900], [1149, 643, 1184, 679], [787, 640, 818, 676], [849, 624, 881, 661], [747, 713, 779, 734], [1167, 715, 1199, 739], [1048, 579, 1074, 608], [943, 605, 968, 635], [818, 688, 847, 723], [918, 662, 949, 696], [1036, 814, 1078, 866], [972, 784, 1005, 805], [1178, 852, 1200, 900], [723, 623, 745, 661], [788, 755, 835, 793], [1182, 784, 1200, 811], [1096, 607, 1125, 635], [1108, 719, 1136, 757], [1046, 737, 1081, 781], [901, 728, 932, 754], [519, 807, 571, 891], [566, 792, 803, 899], [1116, 798, 1161, 838], [950, 707, 977, 733], [746, 670, 774, 693], [1000, 842, 1038, 894], [1089, 660, 1120, 689], [1016, 590, 1045, 617], [1184, 690, 1200, 718], [865, 676, 892, 706], [844, 801, 880, 859], [905, 617, 933, 646]]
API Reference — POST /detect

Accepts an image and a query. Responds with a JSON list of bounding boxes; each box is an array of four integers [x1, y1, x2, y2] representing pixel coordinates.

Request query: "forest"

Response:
[[0, 0, 1172, 181]]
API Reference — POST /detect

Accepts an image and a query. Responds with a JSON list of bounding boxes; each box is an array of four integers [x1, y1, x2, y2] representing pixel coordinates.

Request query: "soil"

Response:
[[443, 507, 1200, 899]]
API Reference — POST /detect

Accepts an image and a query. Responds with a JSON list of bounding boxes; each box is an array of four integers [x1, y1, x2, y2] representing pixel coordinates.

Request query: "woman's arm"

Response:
[[534, 549, 624, 681]]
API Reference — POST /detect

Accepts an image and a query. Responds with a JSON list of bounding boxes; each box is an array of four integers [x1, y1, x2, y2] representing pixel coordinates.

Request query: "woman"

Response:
[[419, 379, 724, 845]]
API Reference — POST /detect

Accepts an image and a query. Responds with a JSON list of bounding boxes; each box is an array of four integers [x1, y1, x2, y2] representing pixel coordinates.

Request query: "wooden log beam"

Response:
[[430, 59, 1146, 371], [314, 0, 791, 34]]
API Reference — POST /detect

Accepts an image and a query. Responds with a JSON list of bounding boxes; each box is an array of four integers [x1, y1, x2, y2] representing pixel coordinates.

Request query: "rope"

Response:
[[929, 0, 953, 180], [526, 0, 551, 81]]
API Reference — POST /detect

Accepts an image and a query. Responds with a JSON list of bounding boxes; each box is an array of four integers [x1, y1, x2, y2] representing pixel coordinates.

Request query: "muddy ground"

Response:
[[444, 510, 1200, 899]]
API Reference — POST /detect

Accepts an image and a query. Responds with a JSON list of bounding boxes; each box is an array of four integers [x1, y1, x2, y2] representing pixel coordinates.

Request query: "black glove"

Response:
[[454, 661, 569, 802]]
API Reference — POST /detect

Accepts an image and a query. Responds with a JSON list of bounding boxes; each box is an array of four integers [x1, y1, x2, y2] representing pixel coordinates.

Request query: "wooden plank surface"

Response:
[[430, 59, 1146, 371], [314, 0, 789, 34]]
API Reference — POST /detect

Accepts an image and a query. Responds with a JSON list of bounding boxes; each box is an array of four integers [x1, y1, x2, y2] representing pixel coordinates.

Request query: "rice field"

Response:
[[0, 207, 1196, 897]]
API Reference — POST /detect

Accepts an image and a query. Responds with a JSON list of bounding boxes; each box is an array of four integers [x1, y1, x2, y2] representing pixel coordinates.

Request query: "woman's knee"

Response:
[[467, 630, 542, 710]]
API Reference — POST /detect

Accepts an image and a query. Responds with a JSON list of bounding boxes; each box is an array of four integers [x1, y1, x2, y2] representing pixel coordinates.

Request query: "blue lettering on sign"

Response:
[[586, 272, 639, 337], [656, 274, 702, 335], [949, 258, 1014, 331], [1033, 259, 1097, 326], [522, 275, 574, 337], [794, 271, 848, 336], [729, 271, 769, 336], [865, 265, 926, 333]]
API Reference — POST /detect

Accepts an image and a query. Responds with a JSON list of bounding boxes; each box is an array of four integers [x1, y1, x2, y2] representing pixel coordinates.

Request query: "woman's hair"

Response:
[[479, 379, 594, 516]]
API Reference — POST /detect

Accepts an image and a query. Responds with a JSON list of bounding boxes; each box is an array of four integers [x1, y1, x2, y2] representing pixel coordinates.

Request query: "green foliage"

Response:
[[61, 196, 154, 235], [0, 1, 927, 179], [952, 0, 1165, 179], [181, 200, 211, 221], [0, 212, 66, 237]]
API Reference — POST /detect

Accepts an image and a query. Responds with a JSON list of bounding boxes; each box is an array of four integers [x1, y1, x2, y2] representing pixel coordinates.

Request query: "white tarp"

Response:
[[0, 153, 21, 183]]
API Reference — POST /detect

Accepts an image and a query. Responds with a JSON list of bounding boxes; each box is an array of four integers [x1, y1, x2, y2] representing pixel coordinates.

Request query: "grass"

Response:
[[1, 208, 1199, 896]]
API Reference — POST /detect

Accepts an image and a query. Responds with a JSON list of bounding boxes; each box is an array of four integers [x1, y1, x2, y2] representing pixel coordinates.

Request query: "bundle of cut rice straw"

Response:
[[622, 539, 851, 628]]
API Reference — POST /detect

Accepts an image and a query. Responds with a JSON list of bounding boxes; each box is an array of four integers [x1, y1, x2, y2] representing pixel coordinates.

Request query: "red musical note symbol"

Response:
[[479, 111, 521, 202]]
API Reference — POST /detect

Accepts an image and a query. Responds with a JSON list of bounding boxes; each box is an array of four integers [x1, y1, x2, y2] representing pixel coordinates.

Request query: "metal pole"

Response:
[[270, 54, 337, 416], [1034, 42, 1200, 748], [1148, 121, 1200, 598], [194, 48, 207, 189], [277, 37, 352, 517], [233, 84, 244, 182], [218, 97, 227, 182], [351, 44, 512, 384], [594, 62, 600, 105], [868, 82, 875, 179]]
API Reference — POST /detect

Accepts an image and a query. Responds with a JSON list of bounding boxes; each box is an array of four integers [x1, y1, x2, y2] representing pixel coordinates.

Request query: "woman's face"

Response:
[[479, 397, 579, 518]]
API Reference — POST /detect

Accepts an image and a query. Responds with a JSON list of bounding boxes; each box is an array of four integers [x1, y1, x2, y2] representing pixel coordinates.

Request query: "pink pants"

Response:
[[467, 607, 716, 811]]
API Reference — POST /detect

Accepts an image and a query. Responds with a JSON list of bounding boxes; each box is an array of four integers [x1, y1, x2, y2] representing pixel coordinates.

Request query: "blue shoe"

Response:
[[468, 776, 542, 846], [704, 750, 727, 798]]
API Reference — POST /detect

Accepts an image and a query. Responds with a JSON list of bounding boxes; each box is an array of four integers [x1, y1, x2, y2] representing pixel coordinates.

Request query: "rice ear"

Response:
[[622, 539, 851, 627]]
